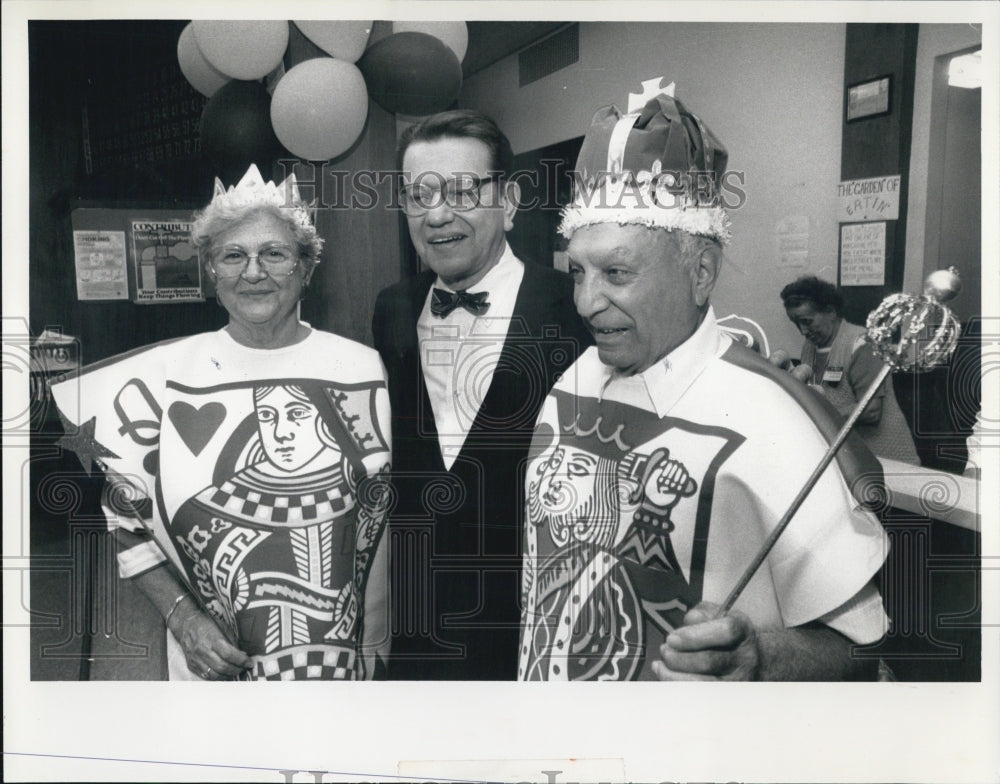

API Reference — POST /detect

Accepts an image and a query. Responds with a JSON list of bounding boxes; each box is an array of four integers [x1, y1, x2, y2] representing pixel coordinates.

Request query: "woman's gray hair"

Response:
[[191, 202, 324, 276]]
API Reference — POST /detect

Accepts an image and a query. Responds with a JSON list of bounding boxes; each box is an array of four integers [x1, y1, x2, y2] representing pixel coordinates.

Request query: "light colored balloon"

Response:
[[177, 23, 228, 97], [392, 21, 468, 62], [270, 57, 368, 161], [193, 20, 289, 81], [293, 20, 372, 64]]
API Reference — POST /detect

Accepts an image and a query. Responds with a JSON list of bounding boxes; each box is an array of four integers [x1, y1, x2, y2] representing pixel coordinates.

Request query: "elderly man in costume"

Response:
[[519, 84, 890, 681]]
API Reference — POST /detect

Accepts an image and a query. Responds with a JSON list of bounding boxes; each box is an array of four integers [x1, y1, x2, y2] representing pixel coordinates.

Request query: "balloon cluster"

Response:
[[178, 20, 467, 165]]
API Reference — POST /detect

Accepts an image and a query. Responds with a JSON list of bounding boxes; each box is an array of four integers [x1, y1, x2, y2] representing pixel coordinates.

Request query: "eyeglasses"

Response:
[[210, 244, 299, 278], [398, 174, 502, 216]]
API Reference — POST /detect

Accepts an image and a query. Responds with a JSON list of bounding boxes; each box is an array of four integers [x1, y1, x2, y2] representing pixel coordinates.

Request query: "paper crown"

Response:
[[559, 82, 731, 243], [209, 164, 316, 234]]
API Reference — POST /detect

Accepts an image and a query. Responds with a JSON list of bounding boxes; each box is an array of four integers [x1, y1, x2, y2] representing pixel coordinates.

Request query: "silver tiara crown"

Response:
[[209, 164, 316, 233]]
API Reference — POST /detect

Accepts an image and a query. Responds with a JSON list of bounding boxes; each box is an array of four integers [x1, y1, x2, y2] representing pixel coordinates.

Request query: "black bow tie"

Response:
[[430, 288, 490, 318]]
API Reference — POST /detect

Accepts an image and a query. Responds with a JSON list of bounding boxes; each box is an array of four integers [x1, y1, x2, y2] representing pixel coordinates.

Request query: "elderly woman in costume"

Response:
[[52, 166, 392, 680], [779, 275, 919, 465]]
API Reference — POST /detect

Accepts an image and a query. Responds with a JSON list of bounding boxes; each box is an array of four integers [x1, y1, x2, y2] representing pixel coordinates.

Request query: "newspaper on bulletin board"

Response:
[[131, 219, 202, 303], [72, 229, 129, 300], [839, 222, 886, 286]]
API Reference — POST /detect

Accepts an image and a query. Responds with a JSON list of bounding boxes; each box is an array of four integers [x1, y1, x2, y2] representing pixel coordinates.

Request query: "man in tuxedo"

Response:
[[372, 110, 590, 679]]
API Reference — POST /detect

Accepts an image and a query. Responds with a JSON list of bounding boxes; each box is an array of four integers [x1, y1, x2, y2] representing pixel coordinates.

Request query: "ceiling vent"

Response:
[[519, 24, 579, 87]]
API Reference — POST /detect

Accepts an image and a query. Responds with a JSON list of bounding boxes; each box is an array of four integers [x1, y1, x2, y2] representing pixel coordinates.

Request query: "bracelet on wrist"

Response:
[[164, 593, 192, 627]]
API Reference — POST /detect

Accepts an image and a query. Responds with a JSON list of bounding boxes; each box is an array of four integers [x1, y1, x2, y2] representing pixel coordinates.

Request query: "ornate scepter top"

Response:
[[866, 266, 963, 372]]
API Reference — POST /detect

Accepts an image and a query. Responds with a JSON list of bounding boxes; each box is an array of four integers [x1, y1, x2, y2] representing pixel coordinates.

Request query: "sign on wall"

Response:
[[72, 230, 129, 301], [775, 214, 810, 268], [131, 220, 201, 304], [840, 222, 886, 286], [837, 175, 901, 222], [70, 208, 205, 303]]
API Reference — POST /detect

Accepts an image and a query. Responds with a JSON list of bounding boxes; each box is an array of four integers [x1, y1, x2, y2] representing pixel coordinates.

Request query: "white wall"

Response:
[[904, 23, 984, 295], [459, 22, 848, 357]]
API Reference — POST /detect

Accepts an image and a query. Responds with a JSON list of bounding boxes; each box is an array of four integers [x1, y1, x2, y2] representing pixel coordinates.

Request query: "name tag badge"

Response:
[[823, 366, 844, 384]]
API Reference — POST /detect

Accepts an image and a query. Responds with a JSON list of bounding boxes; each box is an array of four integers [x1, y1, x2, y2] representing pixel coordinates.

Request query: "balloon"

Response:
[[358, 32, 462, 116], [177, 22, 228, 97], [193, 20, 289, 81], [270, 58, 368, 161], [200, 80, 284, 178], [392, 21, 468, 63], [293, 20, 372, 64]]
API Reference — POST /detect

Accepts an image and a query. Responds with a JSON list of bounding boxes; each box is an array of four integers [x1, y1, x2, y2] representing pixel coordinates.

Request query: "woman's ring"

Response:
[[202, 667, 212, 679]]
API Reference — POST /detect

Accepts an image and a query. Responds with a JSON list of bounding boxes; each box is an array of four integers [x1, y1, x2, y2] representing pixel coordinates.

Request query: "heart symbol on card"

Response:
[[167, 401, 226, 456]]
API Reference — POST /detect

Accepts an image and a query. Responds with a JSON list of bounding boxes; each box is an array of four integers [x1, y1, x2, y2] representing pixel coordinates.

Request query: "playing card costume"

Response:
[[519, 82, 889, 681], [52, 329, 391, 680], [519, 312, 889, 680]]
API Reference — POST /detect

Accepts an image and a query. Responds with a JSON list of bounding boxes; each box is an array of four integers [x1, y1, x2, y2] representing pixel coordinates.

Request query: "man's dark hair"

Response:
[[780, 275, 844, 316], [396, 109, 515, 178]]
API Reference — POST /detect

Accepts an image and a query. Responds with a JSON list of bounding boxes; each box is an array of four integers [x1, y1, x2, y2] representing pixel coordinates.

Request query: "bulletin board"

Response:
[[70, 207, 211, 303]]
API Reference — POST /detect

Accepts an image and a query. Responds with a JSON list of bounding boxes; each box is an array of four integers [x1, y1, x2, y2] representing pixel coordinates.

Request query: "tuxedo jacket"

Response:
[[372, 261, 591, 679]]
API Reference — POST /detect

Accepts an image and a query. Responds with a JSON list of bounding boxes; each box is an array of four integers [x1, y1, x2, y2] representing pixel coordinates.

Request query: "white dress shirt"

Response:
[[417, 243, 525, 469]]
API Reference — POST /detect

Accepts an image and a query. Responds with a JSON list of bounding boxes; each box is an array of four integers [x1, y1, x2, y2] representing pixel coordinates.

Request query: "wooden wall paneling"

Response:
[[293, 101, 402, 346]]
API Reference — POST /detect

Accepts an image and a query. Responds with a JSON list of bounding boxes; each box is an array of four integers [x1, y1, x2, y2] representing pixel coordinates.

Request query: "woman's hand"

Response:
[[167, 596, 252, 680], [768, 350, 814, 384]]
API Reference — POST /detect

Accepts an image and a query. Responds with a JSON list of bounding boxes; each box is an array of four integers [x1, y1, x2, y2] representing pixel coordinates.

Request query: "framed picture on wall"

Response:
[[846, 75, 892, 122]]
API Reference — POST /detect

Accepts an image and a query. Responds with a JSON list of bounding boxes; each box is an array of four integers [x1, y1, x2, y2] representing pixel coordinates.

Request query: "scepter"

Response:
[[717, 268, 964, 615]]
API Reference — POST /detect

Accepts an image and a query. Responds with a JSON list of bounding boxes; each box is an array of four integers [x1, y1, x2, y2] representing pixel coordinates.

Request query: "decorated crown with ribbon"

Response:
[[208, 164, 317, 235], [559, 80, 731, 244]]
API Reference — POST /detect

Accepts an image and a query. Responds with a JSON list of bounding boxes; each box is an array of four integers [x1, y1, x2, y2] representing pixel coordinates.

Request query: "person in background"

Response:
[[51, 165, 392, 680], [780, 275, 920, 465], [372, 109, 590, 679], [519, 84, 889, 681]]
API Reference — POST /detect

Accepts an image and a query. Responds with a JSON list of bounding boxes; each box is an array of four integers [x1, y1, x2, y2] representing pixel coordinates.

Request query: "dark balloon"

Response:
[[358, 32, 462, 116], [200, 80, 285, 180]]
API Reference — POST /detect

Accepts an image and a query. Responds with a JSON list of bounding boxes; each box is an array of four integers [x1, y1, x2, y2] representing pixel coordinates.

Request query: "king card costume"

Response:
[[519, 311, 890, 681]]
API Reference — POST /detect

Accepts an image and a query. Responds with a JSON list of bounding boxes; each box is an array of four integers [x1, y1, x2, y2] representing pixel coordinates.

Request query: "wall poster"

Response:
[[130, 219, 201, 303], [839, 221, 886, 286], [72, 230, 129, 300]]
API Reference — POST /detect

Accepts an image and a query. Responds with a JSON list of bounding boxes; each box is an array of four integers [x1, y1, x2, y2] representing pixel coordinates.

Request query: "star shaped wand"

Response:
[[56, 412, 120, 477]]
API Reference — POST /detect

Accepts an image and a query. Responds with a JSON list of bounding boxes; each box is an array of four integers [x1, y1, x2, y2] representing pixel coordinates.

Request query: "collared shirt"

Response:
[[520, 307, 888, 681], [417, 243, 525, 469], [596, 307, 727, 417]]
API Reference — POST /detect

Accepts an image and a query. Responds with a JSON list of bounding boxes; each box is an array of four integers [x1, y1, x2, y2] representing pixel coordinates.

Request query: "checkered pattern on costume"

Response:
[[205, 464, 350, 525], [254, 644, 356, 680]]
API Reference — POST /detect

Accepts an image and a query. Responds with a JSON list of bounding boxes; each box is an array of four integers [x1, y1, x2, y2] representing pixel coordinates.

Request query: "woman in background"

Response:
[[780, 275, 919, 465]]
